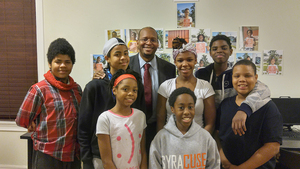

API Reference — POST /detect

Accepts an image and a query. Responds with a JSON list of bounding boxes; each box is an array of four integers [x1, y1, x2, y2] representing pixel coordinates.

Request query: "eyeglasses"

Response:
[[139, 38, 158, 43]]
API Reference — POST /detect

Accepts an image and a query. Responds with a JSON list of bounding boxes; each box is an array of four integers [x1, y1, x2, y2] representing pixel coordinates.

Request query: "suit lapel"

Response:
[[129, 54, 141, 74], [130, 54, 169, 86], [156, 56, 164, 86]]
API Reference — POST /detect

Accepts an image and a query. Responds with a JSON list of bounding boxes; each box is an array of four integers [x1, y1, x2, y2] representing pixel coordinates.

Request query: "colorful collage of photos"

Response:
[[91, 3, 283, 77]]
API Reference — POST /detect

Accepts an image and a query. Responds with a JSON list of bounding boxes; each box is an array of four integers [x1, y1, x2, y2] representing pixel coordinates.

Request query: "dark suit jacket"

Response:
[[129, 54, 176, 152], [129, 54, 176, 86]]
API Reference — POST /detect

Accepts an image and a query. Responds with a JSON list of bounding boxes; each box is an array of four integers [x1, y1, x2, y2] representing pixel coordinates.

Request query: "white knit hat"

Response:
[[103, 38, 126, 56]]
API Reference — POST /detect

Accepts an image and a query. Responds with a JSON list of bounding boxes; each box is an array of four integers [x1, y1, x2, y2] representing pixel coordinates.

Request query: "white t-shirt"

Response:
[[158, 78, 215, 127], [96, 108, 146, 169]]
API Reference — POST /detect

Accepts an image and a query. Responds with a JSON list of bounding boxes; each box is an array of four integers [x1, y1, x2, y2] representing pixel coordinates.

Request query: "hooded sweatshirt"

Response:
[[149, 115, 220, 169], [195, 63, 271, 116]]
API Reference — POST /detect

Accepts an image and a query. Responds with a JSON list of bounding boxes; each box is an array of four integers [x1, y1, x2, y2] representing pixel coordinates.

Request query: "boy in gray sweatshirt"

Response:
[[149, 87, 220, 169]]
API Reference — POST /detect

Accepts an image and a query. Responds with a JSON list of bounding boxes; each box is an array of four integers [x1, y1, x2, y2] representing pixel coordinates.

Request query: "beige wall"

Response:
[[0, 122, 27, 168], [1, 0, 300, 167], [40, 0, 300, 97]]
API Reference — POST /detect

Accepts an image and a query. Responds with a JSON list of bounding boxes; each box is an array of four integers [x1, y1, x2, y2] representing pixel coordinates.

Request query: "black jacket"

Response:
[[78, 69, 146, 169]]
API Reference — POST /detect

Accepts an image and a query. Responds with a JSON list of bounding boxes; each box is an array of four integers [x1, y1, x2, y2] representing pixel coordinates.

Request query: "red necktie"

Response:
[[144, 63, 152, 118]]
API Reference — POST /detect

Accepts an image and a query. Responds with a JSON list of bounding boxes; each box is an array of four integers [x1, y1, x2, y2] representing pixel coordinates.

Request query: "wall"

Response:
[[0, 122, 27, 168], [41, 0, 300, 97], [1, 0, 300, 167]]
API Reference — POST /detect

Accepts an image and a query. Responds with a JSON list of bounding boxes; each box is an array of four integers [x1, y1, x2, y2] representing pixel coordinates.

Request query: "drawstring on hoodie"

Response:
[[209, 71, 213, 84], [209, 70, 225, 101], [221, 74, 225, 101]]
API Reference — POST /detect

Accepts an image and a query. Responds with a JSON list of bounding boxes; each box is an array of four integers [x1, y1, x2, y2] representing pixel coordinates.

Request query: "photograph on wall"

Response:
[[212, 31, 237, 49], [156, 28, 164, 52], [239, 26, 259, 51], [91, 54, 106, 77], [227, 53, 235, 68], [105, 29, 125, 41], [195, 53, 212, 71], [262, 50, 283, 75], [156, 53, 171, 63], [165, 29, 189, 49], [126, 29, 140, 53], [177, 3, 195, 28], [195, 52, 234, 72], [236, 52, 262, 72], [191, 28, 211, 53]]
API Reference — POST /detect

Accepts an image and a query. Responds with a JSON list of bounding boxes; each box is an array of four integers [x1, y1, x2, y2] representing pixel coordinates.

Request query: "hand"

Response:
[[27, 121, 36, 132], [221, 157, 232, 169], [220, 149, 232, 169], [229, 164, 239, 169], [222, 162, 231, 169], [232, 110, 247, 136], [93, 70, 105, 79]]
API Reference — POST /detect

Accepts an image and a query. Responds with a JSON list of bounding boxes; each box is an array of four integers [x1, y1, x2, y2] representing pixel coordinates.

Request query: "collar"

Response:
[[44, 70, 76, 91], [138, 53, 158, 70]]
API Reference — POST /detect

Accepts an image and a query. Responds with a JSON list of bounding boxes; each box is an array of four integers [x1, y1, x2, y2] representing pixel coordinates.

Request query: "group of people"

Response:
[[15, 26, 282, 169]]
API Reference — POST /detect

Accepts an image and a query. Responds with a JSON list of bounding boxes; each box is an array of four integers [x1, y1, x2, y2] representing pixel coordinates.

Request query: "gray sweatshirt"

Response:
[[149, 115, 220, 169]]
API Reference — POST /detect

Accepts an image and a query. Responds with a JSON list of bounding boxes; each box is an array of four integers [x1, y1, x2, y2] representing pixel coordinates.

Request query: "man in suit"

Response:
[[129, 27, 176, 152]]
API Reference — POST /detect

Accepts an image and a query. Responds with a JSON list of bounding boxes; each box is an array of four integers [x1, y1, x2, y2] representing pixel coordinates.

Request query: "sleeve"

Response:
[[149, 134, 163, 169], [238, 80, 271, 116], [15, 86, 42, 128], [205, 136, 221, 169], [157, 80, 168, 98], [261, 102, 283, 144], [141, 111, 147, 130], [201, 80, 215, 99], [77, 83, 97, 168], [95, 112, 110, 135]]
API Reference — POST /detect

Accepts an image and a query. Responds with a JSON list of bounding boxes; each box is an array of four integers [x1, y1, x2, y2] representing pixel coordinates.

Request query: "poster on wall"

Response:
[[239, 26, 259, 51], [105, 29, 125, 41], [191, 28, 211, 54], [212, 31, 237, 49], [195, 53, 234, 71], [177, 3, 195, 28], [91, 54, 106, 77], [126, 29, 140, 53], [156, 53, 172, 63], [165, 29, 190, 49], [236, 52, 262, 72], [155, 28, 164, 52], [195, 53, 212, 71], [262, 50, 283, 75]]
